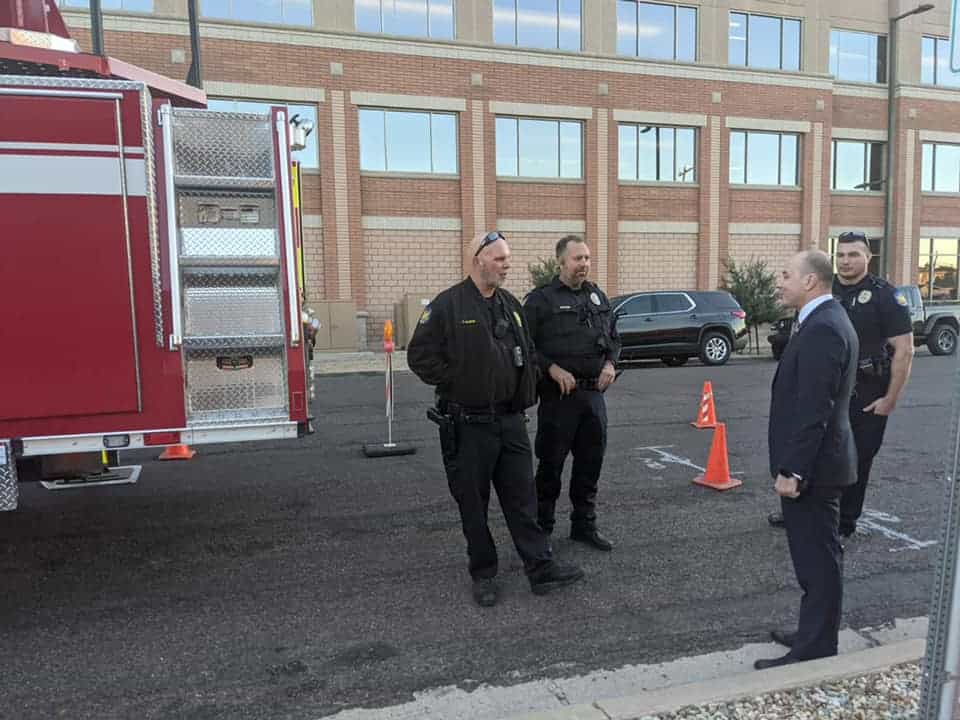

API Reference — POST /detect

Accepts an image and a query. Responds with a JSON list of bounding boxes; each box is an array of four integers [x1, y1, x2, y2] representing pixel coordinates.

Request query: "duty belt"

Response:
[[445, 400, 517, 423]]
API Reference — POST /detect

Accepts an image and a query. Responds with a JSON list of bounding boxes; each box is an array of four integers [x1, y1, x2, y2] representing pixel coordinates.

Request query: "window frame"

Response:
[[494, 0, 582, 51], [355, 0, 456, 39], [918, 237, 960, 303], [922, 36, 960, 87], [728, 11, 801, 71], [495, 116, 584, 180], [358, 108, 460, 176], [830, 139, 885, 192], [729, 130, 800, 187], [615, 293, 656, 316], [829, 28, 888, 84], [59, 0, 153, 10], [922, 142, 960, 194], [616, 0, 697, 61], [618, 123, 697, 184]]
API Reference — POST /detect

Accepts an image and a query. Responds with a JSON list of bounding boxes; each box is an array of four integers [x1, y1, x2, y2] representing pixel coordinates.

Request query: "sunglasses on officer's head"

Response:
[[475, 231, 505, 257], [838, 231, 868, 245]]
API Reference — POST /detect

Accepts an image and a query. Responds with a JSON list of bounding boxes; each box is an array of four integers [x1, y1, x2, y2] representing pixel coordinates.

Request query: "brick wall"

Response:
[[302, 227, 325, 301], [500, 232, 562, 298], [727, 234, 802, 276], [617, 233, 699, 292], [362, 229, 462, 344]]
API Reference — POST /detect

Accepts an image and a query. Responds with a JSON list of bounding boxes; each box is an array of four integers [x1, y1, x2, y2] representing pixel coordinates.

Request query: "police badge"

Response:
[[590, 292, 601, 306], [858, 290, 872, 304]]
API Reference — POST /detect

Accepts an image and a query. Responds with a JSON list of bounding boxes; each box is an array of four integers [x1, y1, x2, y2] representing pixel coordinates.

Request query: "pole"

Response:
[[883, 15, 897, 281], [89, 0, 104, 56], [186, 0, 204, 89], [362, 321, 415, 458]]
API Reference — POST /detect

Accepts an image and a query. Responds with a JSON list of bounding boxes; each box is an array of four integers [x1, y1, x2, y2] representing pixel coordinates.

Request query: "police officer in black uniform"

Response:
[[408, 231, 584, 608], [769, 231, 914, 538], [523, 235, 621, 551]]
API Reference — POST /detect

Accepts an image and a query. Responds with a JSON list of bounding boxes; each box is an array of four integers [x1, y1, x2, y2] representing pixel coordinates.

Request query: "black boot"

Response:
[[570, 526, 613, 551], [529, 562, 584, 595]]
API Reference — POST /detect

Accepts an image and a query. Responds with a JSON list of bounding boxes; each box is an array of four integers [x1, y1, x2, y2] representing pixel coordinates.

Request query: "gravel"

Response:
[[636, 663, 922, 720]]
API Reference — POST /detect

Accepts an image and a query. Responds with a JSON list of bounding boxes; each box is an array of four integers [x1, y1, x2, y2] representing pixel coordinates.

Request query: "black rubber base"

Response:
[[362, 443, 416, 458]]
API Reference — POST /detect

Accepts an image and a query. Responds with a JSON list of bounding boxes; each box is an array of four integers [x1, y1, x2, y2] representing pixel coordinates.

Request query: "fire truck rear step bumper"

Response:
[[17, 421, 299, 457], [0, 440, 18, 511]]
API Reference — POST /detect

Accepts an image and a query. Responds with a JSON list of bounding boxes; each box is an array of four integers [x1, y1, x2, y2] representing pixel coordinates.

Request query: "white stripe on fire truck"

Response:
[[0, 155, 147, 197], [0, 142, 144, 156]]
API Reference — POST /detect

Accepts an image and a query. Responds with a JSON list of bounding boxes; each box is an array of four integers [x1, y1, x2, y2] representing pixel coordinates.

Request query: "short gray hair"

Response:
[[800, 249, 834, 287]]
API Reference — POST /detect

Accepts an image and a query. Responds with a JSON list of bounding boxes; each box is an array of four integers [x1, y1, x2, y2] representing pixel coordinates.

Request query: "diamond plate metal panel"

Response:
[[183, 282, 283, 337], [0, 440, 18, 512], [171, 109, 274, 181], [0, 74, 144, 91], [180, 228, 279, 259], [185, 348, 288, 426]]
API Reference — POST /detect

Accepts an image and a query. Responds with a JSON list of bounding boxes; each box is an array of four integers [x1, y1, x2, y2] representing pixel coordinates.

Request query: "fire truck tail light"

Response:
[[144, 432, 181, 446], [103, 434, 131, 449]]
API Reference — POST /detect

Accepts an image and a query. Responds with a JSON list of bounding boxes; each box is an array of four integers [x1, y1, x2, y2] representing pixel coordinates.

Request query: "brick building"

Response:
[[56, 0, 960, 344]]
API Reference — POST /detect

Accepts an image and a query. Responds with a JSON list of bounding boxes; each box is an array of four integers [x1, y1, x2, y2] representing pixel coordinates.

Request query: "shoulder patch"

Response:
[[895, 291, 908, 307], [418, 306, 431, 325]]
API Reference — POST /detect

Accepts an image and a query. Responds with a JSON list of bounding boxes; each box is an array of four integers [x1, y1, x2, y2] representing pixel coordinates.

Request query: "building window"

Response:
[[831, 140, 884, 191], [616, 1, 696, 61], [918, 238, 960, 302], [922, 143, 960, 193], [58, 0, 153, 10], [495, 117, 582, 179], [729, 131, 799, 186], [355, 0, 454, 39], [618, 124, 696, 182], [206, 99, 319, 168], [358, 109, 458, 174], [829, 29, 887, 83], [728, 12, 800, 71], [494, 0, 581, 51], [201, 0, 311, 25], [922, 36, 960, 88]]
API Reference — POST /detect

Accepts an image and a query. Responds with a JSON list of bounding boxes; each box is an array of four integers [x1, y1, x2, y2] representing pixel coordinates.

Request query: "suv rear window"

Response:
[[695, 291, 741, 310]]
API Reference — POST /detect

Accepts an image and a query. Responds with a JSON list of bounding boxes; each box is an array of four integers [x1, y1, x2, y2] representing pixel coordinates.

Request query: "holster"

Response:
[[427, 406, 458, 460]]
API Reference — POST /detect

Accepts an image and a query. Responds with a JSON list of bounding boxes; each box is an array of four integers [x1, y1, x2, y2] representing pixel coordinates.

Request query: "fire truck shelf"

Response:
[[180, 258, 280, 270], [174, 175, 276, 191]]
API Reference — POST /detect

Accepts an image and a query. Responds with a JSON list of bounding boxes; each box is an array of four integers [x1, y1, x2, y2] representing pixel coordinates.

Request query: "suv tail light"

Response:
[[732, 310, 746, 319]]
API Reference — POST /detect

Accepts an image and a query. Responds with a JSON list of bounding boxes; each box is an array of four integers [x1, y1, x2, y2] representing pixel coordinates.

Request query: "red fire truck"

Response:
[[0, 0, 313, 511]]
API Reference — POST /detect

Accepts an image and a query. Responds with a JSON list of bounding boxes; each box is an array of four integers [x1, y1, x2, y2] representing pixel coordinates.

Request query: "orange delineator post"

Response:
[[692, 423, 741, 491], [158, 444, 196, 461], [691, 380, 718, 429]]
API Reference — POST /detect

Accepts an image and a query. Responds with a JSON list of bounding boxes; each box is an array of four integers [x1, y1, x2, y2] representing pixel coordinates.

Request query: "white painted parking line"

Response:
[[634, 445, 742, 475], [860, 508, 938, 553]]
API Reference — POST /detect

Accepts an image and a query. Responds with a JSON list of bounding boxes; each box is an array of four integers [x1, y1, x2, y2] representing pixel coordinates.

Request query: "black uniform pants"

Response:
[[840, 376, 889, 535], [782, 484, 844, 661], [534, 387, 608, 533], [440, 412, 553, 580]]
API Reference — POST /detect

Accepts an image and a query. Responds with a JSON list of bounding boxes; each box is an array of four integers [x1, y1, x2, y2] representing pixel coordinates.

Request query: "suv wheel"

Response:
[[699, 332, 732, 366], [928, 324, 958, 356], [661, 356, 689, 367]]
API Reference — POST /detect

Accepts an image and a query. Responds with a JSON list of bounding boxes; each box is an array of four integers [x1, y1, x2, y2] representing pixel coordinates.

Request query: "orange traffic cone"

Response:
[[691, 381, 718, 429], [693, 423, 741, 491], [158, 444, 196, 461]]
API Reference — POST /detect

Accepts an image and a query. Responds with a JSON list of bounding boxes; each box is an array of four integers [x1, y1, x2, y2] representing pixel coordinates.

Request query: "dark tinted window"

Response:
[[697, 291, 740, 310], [618, 295, 655, 314], [656, 293, 693, 312]]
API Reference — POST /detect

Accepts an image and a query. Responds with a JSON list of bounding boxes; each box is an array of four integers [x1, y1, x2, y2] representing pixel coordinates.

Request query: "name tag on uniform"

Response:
[[461, 319, 477, 325], [558, 305, 572, 310]]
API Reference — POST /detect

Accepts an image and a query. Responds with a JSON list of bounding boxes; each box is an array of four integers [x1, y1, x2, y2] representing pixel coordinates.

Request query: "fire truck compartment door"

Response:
[[0, 91, 142, 421]]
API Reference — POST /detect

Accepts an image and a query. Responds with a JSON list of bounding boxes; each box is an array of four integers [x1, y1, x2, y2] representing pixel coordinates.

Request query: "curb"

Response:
[[507, 638, 925, 720]]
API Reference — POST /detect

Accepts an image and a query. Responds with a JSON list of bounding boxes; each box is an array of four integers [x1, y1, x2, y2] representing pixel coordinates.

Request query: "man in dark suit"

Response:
[[756, 249, 859, 671]]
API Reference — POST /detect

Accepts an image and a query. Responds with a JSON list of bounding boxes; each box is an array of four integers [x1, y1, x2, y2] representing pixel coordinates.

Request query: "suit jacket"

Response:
[[768, 297, 859, 488]]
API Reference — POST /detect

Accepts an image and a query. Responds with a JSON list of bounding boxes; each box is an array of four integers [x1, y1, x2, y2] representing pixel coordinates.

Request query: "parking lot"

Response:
[[0, 352, 954, 719]]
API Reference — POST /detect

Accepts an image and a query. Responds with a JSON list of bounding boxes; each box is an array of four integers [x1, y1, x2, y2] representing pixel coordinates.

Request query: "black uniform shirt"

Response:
[[832, 274, 912, 361], [484, 294, 520, 405], [523, 277, 620, 379]]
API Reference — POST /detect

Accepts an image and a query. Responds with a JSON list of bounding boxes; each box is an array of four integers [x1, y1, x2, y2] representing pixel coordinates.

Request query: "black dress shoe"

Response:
[[768, 512, 785, 528], [529, 562, 584, 595], [770, 630, 797, 647], [754, 653, 800, 670], [570, 528, 613, 551], [472, 578, 499, 607]]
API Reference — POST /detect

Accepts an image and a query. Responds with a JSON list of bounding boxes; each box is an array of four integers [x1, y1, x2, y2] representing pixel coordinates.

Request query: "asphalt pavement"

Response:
[[0, 352, 956, 719]]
